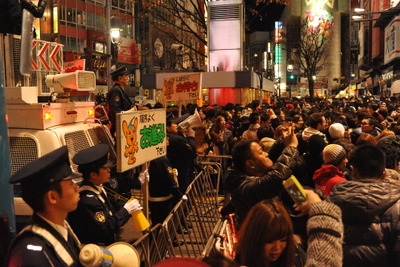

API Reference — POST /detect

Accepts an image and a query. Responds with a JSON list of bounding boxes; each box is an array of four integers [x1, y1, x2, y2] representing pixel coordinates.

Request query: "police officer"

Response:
[[67, 144, 142, 246], [166, 114, 197, 193], [7, 146, 82, 266], [107, 66, 134, 137], [148, 138, 183, 225]]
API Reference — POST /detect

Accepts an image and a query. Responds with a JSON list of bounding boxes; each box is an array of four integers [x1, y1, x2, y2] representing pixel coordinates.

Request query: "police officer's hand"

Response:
[[124, 199, 143, 214]]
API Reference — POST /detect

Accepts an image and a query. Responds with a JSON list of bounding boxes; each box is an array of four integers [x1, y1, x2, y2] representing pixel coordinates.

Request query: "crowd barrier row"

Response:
[[132, 158, 228, 266]]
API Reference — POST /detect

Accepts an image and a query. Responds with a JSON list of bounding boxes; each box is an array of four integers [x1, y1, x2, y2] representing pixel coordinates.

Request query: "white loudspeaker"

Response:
[[79, 242, 140, 267], [178, 109, 203, 130], [46, 70, 96, 93]]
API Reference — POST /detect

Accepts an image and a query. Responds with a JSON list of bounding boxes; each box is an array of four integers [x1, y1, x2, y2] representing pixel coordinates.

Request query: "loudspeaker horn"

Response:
[[178, 109, 203, 130], [79, 242, 140, 267]]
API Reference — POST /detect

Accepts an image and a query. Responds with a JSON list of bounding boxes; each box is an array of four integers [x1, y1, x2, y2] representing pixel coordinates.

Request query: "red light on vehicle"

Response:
[[88, 109, 95, 116], [44, 112, 53, 120]]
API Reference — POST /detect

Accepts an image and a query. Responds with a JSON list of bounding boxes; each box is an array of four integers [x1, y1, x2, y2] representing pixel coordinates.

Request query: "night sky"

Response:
[[246, 2, 286, 33]]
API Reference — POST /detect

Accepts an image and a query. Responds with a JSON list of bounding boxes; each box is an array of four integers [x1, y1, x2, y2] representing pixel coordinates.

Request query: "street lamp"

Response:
[[110, 15, 122, 44], [110, 15, 122, 67], [287, 59, 294, 98]]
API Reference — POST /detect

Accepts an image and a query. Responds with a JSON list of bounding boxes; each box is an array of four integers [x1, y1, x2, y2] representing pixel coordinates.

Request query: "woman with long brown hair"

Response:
[[235, 199, 296, 267]]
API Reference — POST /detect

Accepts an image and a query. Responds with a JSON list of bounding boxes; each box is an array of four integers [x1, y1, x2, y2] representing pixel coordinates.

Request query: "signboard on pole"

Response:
[[118, 37, 136, 64], [384, 16, 400, 65], [116, 109, 166, 172], [163, 73, 202, 101], [63, 59, 85, 73]]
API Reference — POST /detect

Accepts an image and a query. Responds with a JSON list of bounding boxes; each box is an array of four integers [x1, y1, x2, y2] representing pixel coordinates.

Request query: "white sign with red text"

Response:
[[63, 59, 85, 73]]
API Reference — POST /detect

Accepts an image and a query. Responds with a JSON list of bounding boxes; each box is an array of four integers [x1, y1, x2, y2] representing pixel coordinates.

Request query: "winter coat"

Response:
[[313, 165, 347, 196], [301, 127, 325, 142], [327, 180, 400, 267], [224, 146, 298, 224], [241, 123, 260, 141]]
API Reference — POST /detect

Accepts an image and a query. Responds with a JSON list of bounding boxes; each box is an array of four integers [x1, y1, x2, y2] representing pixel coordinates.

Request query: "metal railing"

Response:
[[132, 161, 225, 266]]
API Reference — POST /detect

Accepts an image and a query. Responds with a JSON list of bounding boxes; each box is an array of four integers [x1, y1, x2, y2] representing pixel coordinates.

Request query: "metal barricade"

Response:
[[133, 164, 225, 265], [132, 223, 174, 267], [198, 154, 232, 196]]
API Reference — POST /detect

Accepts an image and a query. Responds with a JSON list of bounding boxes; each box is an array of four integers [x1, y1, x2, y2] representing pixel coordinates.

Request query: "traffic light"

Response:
[[290, 74, 295, 80]]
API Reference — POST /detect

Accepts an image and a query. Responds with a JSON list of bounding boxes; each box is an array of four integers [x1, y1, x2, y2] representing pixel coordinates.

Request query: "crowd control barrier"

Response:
[[132, 161, 226, 266]]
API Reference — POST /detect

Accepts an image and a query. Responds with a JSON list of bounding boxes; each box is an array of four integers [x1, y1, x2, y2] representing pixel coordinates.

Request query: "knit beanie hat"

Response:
[[328, 123, 345, 140], [323, 144, 346, 166]]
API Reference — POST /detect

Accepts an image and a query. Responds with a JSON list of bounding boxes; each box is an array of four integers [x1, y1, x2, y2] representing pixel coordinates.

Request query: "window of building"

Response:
[[87, 12, 94, 27], [67, 7, 76, 23]]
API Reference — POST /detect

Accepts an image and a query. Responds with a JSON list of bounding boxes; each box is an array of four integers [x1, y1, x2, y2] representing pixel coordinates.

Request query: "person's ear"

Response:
[[46, 190, 58, 205], [379, 168, 387, 180], [245, 159, 255, 170], [89, 171, 98, 180]]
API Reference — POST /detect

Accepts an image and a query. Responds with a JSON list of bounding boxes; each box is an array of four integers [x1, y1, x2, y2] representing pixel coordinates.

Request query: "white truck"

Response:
[[5, 70, 115, 224]]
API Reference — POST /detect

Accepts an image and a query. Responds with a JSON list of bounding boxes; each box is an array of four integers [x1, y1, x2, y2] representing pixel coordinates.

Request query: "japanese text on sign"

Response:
[[163, 73, 202, 101], [116, 109, 167, 172]]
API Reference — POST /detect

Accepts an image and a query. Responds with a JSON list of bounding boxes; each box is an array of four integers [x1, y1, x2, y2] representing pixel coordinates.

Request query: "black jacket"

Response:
[[8, 214, 81, 266], [224, 146, 298, 224], [327, 180, 400, 267], [68, 181, 130, 246], [107, 83, 132, 135], [166, 132, 196, 193]]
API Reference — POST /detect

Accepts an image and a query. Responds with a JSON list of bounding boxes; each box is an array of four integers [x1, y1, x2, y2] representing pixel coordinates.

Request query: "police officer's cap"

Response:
[[109, 66, 128, 76], [172, 113, 190, 124], [73, 144, 114, 172], [9, 146, 80, 185], [166, 112, 176, 123]]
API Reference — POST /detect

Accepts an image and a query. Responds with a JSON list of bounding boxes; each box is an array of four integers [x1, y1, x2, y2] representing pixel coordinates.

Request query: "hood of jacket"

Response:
[[313, 164, 344, 183], [327, 180, 400, 223], [302, 127, 324, 141]]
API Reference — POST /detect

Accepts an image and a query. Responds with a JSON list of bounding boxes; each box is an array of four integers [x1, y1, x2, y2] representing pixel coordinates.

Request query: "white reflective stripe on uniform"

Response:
[[65, 221, 81, 247], [21, 225, 75, 266], [80, 185, 113, 215], [80, 185, 105, 203]]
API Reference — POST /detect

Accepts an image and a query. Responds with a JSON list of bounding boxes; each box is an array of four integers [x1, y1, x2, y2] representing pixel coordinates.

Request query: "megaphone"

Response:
[[46, 70, 96, 93], [79, 242, 140, 267], [178, 109, 203, 131]]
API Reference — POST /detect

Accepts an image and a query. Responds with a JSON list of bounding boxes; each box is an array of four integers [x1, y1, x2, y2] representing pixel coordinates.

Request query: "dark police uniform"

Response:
[[7, 146, 82, 267], [167, 130, 197, 193], [67, 144, 131, 246], [68, 180, 130, 246], [107, 66, 133, 136], [149, 156, 183, 224], [8, 214, 81, 267]]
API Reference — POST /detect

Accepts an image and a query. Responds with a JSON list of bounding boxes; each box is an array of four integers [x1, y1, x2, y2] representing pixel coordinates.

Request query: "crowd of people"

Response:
[[161, 95, 400, 267], [5, 66, 400, 267]]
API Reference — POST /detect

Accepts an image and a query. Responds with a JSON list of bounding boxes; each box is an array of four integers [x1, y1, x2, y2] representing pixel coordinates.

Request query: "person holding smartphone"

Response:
[[223, 124, 299, 226]]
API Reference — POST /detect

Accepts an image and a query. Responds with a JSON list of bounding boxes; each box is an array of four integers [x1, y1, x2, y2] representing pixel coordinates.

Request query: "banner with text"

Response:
[[116, 109, 166, 172], [63, 59, 85, 73], [163, 73, 202, 101]]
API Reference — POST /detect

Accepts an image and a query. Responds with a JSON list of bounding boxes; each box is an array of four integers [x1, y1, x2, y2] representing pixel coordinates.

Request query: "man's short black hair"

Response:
[[308, 113, 324, 129], [249, 112, 260, 124], [349, 145, 385, 180], [231, 140, 256, 172], [377, 135, 400, 169]]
